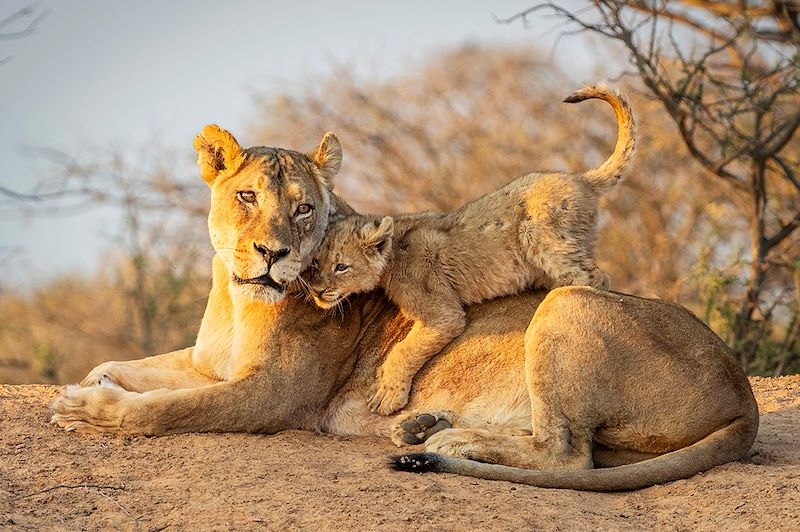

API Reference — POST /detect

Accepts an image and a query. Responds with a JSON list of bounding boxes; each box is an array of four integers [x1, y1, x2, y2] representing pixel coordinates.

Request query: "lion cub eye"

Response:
[[334, 263, 350, 273], [237, 191, 257, 204]]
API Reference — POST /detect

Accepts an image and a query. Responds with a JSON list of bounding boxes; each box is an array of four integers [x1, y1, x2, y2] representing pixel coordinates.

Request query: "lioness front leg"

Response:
[[81, 347, 219, 392], [52, 375, 299, 435], [370, 308, 466, 415]]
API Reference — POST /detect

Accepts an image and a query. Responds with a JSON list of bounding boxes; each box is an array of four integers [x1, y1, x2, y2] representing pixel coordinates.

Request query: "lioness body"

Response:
[[51, 89, 759, 491], [308, 83, 636, 414]]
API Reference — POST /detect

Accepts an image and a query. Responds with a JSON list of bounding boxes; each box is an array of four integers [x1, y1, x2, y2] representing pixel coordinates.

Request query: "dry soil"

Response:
[[1, 377, 799, 530]]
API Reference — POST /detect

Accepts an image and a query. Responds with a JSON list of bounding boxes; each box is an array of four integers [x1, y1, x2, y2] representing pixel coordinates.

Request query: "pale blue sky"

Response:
[[0, 0, 598, 287]]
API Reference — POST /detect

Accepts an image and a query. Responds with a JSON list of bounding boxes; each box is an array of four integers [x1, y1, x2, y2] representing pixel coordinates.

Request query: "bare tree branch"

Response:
[[0, 5, 46, 39], [501, 0, 800, 372]]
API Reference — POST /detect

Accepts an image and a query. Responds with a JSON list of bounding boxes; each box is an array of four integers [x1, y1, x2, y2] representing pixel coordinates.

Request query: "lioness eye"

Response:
[[237, 191, 257, 204], [296, 204, 313, 215], [334, 263, 349, 273]]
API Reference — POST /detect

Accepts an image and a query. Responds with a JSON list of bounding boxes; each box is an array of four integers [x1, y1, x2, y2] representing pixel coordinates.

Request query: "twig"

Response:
[[14, 482, 125, 500], [0, 5, 47, 40], [93, 489, 139, 528]]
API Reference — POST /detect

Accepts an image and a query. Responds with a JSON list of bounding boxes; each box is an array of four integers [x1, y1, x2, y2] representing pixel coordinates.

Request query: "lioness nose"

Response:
[[253, 243, 290, 265]]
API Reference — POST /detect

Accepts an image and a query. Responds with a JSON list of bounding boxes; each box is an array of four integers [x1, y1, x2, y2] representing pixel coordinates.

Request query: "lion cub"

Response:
[[305, 83, 636, 415]]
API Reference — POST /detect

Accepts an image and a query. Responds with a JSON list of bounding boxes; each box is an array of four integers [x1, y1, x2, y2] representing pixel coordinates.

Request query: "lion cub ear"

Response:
[[193, 125, 246, 187], [308, 132, 342, 189], [359, 216, 394, 256]]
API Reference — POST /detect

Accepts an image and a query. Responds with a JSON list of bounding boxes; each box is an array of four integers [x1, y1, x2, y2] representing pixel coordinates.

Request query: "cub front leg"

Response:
[[369, 309, 466, 415]]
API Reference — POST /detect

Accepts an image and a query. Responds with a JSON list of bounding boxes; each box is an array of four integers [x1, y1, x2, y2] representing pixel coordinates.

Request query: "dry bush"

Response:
[[502, 1, 800, 370], [0, 246, 211, 384], [252, 48, 733, 302], [0, 150, 211, 384], [1, 44, 796, 382]]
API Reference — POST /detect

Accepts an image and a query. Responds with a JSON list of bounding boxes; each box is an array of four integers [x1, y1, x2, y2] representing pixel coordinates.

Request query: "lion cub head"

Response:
[[304, 215, 394, 309], [194, 125, 342, 303]]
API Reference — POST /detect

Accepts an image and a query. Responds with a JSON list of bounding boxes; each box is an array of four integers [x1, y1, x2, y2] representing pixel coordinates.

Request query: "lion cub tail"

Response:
[[564, 82, 637, 191], [391, 413, 758, 492]]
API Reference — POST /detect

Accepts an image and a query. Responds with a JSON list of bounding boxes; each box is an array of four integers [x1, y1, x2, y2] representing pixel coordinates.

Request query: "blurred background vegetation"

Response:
[[1, 1, 798, 383]]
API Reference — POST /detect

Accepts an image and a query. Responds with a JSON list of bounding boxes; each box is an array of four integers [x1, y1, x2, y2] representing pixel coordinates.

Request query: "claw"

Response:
[[367, 393, 382, 413]]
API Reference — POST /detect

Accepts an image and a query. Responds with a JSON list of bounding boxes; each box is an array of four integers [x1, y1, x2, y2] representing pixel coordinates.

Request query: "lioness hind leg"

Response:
[[424, 427, 593, 470], [391, 410, 532, 447]]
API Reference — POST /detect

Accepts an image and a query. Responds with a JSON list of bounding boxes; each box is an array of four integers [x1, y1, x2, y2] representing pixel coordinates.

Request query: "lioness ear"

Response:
[[193, 124, 246, 186], [360, 216, 394, 255], [308, 132, 342, 189]]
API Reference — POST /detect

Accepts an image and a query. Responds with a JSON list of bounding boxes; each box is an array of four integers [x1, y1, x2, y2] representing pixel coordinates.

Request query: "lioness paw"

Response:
[[80, 362, 126, 388], [390, 410, 455, 447], [50, 384, 131, 434]]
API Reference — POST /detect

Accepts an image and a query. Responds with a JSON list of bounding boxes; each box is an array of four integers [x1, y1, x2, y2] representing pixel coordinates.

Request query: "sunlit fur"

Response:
[[51, 91, 758, 492], [305, 83, 637, 415], [305, 216, 393, 309], [194, 125, 344, 303]]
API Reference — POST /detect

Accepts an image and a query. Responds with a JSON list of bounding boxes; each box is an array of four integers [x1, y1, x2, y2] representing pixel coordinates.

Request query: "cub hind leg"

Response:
[[545, 254, 609, 290], [520, 220, 609, 290]]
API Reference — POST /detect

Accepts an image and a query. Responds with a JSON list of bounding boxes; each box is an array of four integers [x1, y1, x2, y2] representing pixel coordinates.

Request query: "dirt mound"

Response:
[[2, 377, 799, 530]]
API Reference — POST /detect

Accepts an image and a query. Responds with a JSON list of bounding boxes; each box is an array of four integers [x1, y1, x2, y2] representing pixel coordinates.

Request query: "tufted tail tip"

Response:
[[389, 453, 445, 473]]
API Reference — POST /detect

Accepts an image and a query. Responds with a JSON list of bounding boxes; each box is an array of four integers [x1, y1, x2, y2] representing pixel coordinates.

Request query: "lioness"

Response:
[[303, 84, 634, 415], [51, 95, 758, 491]]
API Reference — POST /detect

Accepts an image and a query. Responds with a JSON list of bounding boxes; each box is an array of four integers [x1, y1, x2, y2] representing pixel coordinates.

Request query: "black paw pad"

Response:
[[416, 414, 437, 427], [400, 420, 422, 433], [400, 432, 422, 445], [423, 419, 451, 439]]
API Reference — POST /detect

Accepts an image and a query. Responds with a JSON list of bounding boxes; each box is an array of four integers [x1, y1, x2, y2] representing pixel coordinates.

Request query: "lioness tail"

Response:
[[564, 83, 636, 190], [391, 413, 757, 492]]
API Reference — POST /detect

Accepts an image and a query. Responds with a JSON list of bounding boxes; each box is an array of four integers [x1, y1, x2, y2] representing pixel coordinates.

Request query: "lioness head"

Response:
[[304, 215, 394, 309], [194, 125, 342, 302]]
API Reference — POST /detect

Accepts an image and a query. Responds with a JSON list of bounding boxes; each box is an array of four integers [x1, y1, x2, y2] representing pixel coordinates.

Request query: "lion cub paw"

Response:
[[368, 378, 413, 415], [390, 410, 456, 447]]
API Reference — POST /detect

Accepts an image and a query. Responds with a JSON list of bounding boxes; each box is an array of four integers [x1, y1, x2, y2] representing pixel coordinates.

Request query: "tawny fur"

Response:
[[305, 83, 636, 414], [50, 94, 758, 491]]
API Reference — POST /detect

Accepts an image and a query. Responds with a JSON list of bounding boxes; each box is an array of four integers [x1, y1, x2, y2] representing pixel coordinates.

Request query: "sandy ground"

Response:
[[1, 376, 799, 531]]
